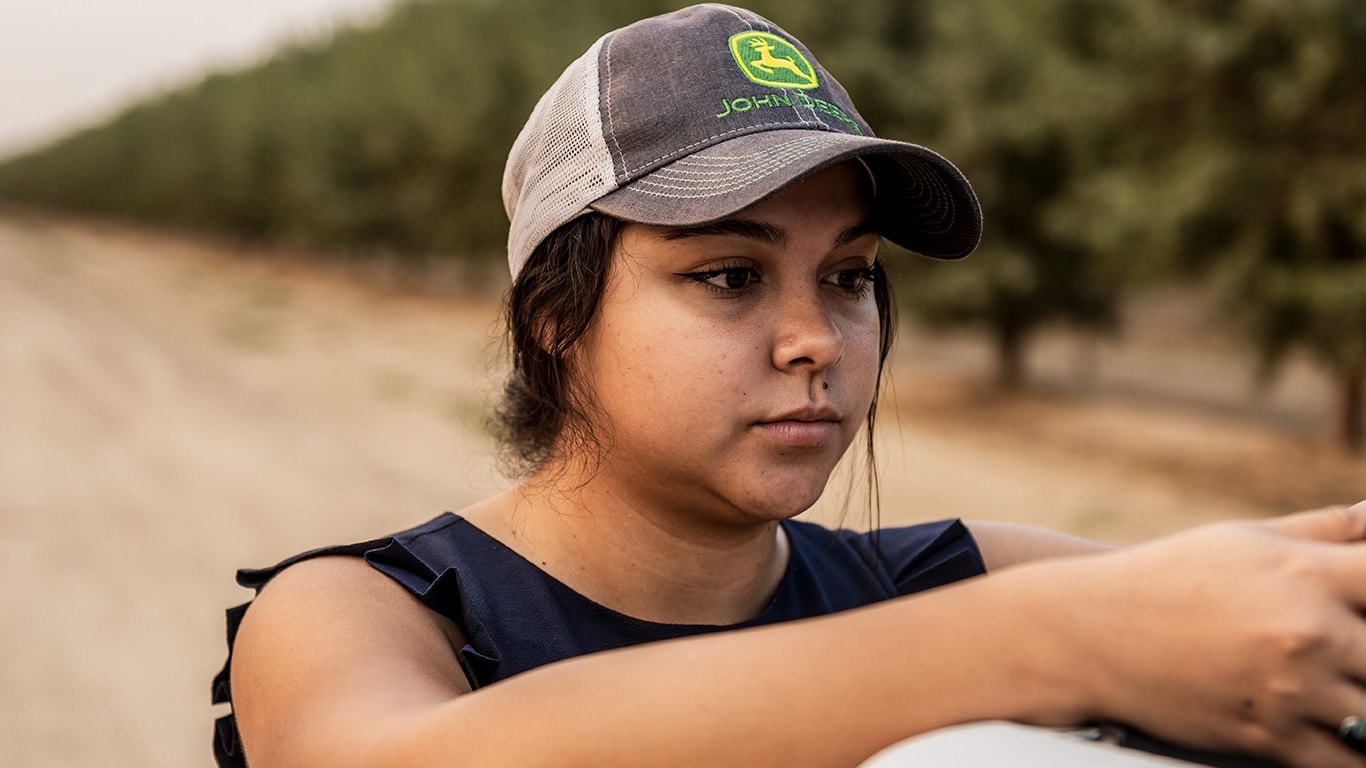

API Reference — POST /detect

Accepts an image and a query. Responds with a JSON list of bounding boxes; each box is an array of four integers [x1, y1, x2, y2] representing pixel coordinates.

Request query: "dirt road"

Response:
[[1, 211, 1359, 767]]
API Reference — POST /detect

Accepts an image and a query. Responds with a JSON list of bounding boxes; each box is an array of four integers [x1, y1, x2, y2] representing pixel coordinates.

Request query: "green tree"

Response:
[[1115, 0, 1366, 450], [885, 0, 1142, 390]]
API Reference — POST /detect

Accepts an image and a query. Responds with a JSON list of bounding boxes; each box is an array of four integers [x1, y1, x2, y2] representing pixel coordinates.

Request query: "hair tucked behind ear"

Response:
[[491, 213, 627, 477]]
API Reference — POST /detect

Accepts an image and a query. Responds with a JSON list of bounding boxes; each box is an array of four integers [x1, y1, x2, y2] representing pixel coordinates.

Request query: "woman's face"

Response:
[[573, 162, 882, 526]]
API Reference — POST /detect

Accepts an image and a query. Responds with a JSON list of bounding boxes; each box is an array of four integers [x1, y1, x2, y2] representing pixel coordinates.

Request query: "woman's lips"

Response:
[[753, 419, 840, 448]]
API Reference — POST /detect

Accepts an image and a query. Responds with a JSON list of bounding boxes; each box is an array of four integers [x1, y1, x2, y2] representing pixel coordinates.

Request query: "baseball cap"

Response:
[[501, 3, 981, 278]]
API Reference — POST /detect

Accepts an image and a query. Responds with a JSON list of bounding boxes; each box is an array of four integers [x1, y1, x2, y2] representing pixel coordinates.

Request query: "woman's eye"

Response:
[[685, 267, 759, 292], [827, 267, 876, 294]]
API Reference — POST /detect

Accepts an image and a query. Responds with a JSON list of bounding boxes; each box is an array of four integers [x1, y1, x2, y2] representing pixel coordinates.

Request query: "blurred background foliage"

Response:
[[0, 0, 1362, 448]]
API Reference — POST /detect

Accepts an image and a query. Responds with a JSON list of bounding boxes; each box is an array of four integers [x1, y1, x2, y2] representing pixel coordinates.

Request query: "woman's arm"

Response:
[[231, 504, 1366, 768], [965, 519, 1118, 570], [230, 553, 1084, 768]]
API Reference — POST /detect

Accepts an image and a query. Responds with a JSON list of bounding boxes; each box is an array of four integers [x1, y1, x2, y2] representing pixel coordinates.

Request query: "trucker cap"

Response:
[[501, 3, 982, 278]]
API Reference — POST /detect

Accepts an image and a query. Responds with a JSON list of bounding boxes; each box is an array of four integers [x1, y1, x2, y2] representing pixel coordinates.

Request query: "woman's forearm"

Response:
[[391, 565, 1091, 768], [383, 508, 1366, 768]]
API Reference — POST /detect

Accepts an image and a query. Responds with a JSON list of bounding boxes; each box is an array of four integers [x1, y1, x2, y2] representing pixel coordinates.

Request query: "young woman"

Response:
[[215, 6, 1366, 767]]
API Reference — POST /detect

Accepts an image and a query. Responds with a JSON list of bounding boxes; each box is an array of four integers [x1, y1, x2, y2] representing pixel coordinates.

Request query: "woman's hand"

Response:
[[1036, 501, 1366, 767]]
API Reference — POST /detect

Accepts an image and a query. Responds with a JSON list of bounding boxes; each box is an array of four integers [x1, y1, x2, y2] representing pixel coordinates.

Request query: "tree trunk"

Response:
[[995, 327, 1027, 392], [1340, 364, 1364, 454]]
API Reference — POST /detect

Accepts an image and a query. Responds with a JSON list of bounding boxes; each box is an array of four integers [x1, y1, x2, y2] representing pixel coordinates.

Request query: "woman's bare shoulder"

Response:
[[230, 556, 471, 767]]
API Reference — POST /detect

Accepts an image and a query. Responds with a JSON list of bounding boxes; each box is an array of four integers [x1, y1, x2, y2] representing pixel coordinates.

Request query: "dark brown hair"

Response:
[[491, 213, 624, 476], [492, 211, 898, 484]]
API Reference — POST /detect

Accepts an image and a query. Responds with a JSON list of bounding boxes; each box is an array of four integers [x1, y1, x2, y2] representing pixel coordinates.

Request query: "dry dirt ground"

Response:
[[1, 210, 1361, 767]]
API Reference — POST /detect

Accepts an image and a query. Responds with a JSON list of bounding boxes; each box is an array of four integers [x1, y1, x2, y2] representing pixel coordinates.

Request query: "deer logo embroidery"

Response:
[[728, 32, 819, 90]]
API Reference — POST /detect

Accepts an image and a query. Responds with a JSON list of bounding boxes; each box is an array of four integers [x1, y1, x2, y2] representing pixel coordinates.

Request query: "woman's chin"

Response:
[[732, 480, 832, 523]]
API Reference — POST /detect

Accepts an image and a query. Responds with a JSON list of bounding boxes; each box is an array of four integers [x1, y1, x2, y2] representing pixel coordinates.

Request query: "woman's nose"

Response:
[[771, 290, 843, 372]]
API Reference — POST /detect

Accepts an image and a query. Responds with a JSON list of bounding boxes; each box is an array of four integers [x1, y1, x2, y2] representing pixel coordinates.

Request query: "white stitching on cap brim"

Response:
[[626, 133, 850, 198], [603, 131, 976, 253]]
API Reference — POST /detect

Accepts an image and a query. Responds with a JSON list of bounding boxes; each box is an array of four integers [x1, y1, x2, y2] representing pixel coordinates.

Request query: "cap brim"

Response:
[[589, 129, 981, 260]]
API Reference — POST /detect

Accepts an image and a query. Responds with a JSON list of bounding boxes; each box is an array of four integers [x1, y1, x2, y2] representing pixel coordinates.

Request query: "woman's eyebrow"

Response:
[[834, 219, 880, 248], [658, 218, 880, 248], [659, 219, 785, 245]]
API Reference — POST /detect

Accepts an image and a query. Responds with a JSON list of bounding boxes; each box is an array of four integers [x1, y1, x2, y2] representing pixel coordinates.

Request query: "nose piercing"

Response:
[[1340, 691, 1366, 744]]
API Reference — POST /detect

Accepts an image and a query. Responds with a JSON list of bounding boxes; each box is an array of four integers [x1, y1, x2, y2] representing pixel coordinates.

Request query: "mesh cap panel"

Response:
[[502, 37, 618, 277]]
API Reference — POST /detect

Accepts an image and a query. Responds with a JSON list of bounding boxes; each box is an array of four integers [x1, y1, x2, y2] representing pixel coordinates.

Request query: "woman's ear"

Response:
[[529, 313, 560, 357]]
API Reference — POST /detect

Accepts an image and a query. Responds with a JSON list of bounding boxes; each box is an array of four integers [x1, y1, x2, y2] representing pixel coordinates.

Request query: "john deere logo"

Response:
[[728, 32, 818, 90]]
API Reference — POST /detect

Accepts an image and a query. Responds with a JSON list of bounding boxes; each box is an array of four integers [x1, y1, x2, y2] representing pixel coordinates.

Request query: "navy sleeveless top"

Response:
[[212, 513, 985, 767]]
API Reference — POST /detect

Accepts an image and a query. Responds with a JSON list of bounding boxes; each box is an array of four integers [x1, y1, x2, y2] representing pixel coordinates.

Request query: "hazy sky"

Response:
[[0, 0, 398, 160]]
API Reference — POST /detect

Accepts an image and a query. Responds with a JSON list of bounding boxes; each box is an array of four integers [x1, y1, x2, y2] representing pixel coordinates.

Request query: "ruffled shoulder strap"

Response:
[[864, 518, 987, 594]]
